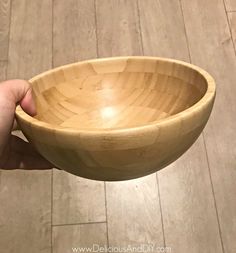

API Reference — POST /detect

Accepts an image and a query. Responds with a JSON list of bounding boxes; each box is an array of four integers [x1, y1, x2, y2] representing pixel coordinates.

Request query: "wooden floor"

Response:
[[0, 0, 236, 252]]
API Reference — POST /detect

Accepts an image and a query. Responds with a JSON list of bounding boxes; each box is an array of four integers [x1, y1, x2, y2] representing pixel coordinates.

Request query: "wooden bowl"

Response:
[[15, 57, 215, 181]]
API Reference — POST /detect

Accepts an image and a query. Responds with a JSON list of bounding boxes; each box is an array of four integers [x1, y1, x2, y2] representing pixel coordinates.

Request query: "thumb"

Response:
[[0, 79, 37, 116]]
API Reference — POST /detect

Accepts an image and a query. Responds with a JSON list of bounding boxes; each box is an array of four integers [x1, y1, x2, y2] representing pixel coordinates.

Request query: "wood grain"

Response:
[[96, 0, 164, 248], [52, 0, 106, 224], [0, 171, 51, 253], [15, 56, 215, 181], [228, 12, 236, 50], [0, 1, 52, 253], [96, 0, 142, 57], [53, 172, 106, 225], [53, 223, 107, 253], [53, 0, 97, 66], [7, 0, 52, 79], [0, 0, 11, 60], [138, 0, 189, 61], [224, 0, 236, 11], [106, 177, 164, 248], [158, 139, 223, 253], [181, 0, 236, 252], [139, 0, 223, 252]]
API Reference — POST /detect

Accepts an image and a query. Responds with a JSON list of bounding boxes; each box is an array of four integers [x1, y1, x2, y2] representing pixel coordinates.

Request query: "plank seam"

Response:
[[104, 182, 110, 248], [202, 132, 225, 253], [156, 173, 166, 248], [52, 221, 107, 227], [94, 0, 99, 58], [6, 0, 12, 77], [222, 0, 236, 55], [136, 0, 144, 55], [179, 0, 191, 62]]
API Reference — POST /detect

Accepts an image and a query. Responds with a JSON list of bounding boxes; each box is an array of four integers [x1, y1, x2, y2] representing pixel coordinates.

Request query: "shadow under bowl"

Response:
[[16, 56, 216, 181]]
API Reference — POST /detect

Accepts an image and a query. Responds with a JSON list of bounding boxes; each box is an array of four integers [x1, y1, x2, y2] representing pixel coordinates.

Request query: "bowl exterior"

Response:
[[16, 92, 215, 181]]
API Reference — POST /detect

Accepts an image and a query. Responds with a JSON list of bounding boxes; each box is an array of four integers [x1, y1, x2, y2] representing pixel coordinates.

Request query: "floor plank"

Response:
[[53, 0, 97, 66], [181, 0, 236, 252], [138, 0, 189, 61], [0, 61, 7, 80], [0, 171, 51, 253], [139, 0, 223, 252], [105, 177, 164, 248], [7, 0, 52, 79], [0, 0, 11, 60], [53, 172, 106, 225], [53, 223, 107, 253], [52, 0, 106, 225], [0, 1, 52, 253], [96, 0, 142, 57], [228, 12, 236, 50], [224, 0, 236, 11], [96, 0, 164, 249], [158, 139, 223, 253]]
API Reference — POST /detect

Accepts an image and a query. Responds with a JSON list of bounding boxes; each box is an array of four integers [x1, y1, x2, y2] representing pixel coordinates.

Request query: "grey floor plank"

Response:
[[53, 0, 97, 66], [0, 61, 7, 80], [0, 0, 11, 60], [0, 171, 52, 253], [158, 138, 223, 253], [52, 0, 106, 225], [53, 223, 107, 253], [181, 0, 236, 252], [7, 0, 52, 80], [53, 172, 106, 225], [138, 0, 189, 61], [96, 0, 142, 57], [105, 176, 164, 249]]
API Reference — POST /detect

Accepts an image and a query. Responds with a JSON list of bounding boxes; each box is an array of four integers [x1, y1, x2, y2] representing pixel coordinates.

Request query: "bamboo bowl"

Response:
[[15, 57, 215, 181]]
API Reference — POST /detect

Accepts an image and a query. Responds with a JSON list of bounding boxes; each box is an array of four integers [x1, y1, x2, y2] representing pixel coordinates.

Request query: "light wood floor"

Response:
[[0, 0, 236, 252]]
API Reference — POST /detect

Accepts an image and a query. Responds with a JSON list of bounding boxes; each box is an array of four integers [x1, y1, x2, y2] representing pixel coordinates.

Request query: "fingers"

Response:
[[0, 79, 36, 156], [0, 79, 36, 116], [20, 85, 37, 116]]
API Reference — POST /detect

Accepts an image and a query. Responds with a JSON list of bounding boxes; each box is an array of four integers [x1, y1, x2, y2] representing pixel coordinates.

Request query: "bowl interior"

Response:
[[32, 58, 208, 129]]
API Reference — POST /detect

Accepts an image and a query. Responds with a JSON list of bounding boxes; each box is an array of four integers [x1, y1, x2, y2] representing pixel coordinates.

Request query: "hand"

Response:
[[0, 80, 54, 170]]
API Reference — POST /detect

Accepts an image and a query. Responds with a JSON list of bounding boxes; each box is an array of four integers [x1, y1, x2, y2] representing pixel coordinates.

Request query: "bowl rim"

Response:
[[15, 56, 216, 135]]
